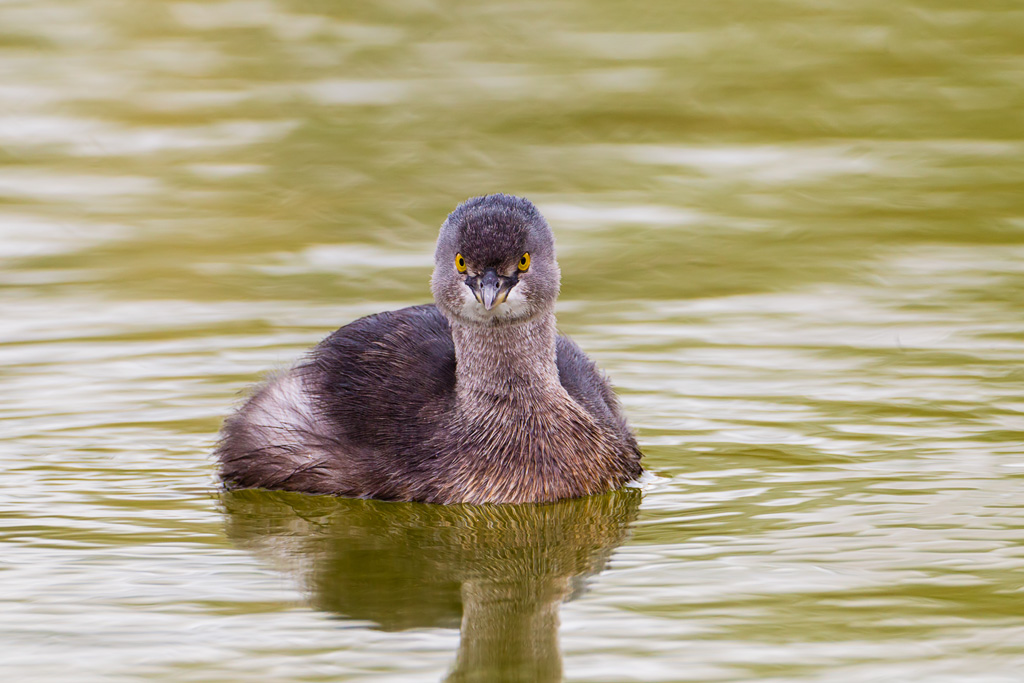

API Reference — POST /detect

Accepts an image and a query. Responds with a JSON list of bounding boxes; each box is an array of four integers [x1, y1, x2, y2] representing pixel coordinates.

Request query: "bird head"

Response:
[[432, 194, 560, 326]]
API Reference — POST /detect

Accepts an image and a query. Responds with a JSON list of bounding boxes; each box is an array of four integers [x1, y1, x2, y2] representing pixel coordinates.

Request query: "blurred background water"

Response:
[[2, 0, 1023, 681]]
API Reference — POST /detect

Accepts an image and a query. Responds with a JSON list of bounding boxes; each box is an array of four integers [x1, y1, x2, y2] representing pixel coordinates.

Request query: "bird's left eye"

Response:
[[518, 252, 530, 271], [455, 253, 467, 273]]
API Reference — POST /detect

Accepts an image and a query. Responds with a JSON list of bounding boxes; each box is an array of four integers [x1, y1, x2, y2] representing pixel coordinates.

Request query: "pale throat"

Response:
[[449, 310, 562, 403]]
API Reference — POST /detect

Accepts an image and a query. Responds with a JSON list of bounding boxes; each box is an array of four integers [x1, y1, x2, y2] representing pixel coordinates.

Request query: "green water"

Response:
[[2, 0, 1023, 680]]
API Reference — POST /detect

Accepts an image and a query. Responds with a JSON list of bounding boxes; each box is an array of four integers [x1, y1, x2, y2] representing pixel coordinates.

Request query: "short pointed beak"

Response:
[[470, 269, 513, 311], [480, 270, 501, 310]]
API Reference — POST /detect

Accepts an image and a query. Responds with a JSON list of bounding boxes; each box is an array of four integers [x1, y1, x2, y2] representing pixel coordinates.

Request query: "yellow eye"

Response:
[[455, 253, 467, 273], [518, 252, 530, 271]]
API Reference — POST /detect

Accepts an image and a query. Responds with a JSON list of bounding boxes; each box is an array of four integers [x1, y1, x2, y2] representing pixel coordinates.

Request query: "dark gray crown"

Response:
[[442, 194, 553, 267]]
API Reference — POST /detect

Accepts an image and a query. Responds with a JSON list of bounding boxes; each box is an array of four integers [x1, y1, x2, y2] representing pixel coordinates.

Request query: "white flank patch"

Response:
[[246, 372, 320, 456]]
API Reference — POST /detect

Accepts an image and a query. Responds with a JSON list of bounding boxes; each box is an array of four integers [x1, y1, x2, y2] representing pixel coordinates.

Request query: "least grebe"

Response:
[[217, 194, 643, 504]]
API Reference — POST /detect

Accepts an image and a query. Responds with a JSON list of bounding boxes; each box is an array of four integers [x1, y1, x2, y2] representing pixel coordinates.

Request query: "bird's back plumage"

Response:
[[217, 304, 640, 503]]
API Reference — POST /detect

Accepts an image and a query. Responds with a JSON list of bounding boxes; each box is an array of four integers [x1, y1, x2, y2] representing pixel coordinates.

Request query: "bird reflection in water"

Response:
[[221, 487, 641, 682]]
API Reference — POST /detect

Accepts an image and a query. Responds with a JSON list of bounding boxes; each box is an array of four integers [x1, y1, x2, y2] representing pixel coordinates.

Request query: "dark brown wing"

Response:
[[555, 335, 638, 452]]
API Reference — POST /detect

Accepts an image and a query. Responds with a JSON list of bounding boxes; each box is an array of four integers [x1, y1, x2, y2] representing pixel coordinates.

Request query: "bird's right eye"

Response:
[[455, 253, 467, 273]]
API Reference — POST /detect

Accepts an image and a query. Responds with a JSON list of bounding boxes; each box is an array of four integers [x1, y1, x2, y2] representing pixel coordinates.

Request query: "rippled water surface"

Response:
[[2, 1, 1024, 681]]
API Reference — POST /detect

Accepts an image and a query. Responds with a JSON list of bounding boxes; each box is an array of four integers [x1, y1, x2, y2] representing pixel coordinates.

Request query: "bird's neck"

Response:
[[450, 311, 561, 403]]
